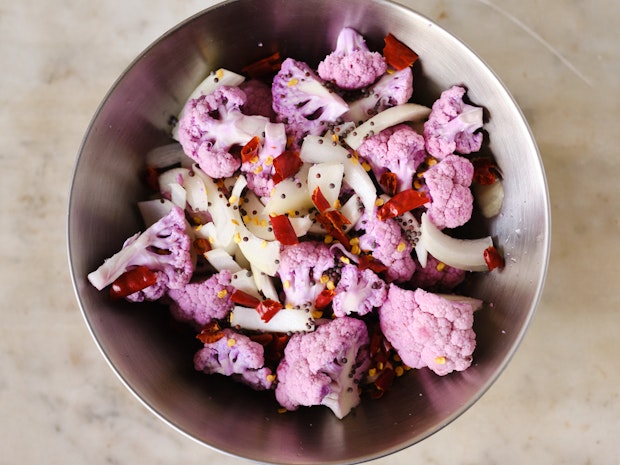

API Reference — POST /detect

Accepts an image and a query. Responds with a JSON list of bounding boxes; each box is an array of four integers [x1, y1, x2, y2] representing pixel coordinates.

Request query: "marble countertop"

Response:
[[1, 0, 618, 463]]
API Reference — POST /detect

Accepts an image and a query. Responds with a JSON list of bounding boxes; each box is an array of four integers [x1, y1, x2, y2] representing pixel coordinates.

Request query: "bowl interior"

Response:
[[68, 0, 550, 463]]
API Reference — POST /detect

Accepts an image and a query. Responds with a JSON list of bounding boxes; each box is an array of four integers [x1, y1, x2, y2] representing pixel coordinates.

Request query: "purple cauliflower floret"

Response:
[[167, 270, 234, 328], [317, 27, 387, 90], [177, 85, 269, 178], [88, 206, 193, 300], [272, 58, 349, 148], [379, 285, 477, 376], [332, 264, 388, 317], [357, 213, 415, 283], [194, 328, 274, 390], [277, 241, 336, 308], [124, 274, 169, 303], [357, 124, 426, 193], [424, 85, 484, 160], [411, 254, 466, 291], [240, 79, 276, 120], [423, 154, 474, 229], [275, 316, 371, 418], [241, 122, 287, 198], [344, 67, 413, 123]]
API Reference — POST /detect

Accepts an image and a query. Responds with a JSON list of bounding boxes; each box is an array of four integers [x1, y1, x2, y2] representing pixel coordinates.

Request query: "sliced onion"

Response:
[[242, 191, 275, 240], [193, 167, 236, 250], [263, 163, 313, 215], [137, 199, 175, 227], [415, 240, 428, 268], [473, 180, 505, 218], [339, 194, 363, 232], [251, 264, 279, 302], [231, 270, 261, 299], [230, 305, 315, 333], [419, 213, 492, 272], [230, 175, 281, 276], [289, 215, 314, 237], [158, 167, 190, 197], [229, 174, 248, 201], [169, 183, 187, 208], [184, 174, 209, 212], [436, 294, 484, 312], [234, 247, 252, 270], [204, 248, 243, 273], [236, 230, 280, 277], [145, 143, 192, 169], [300, 136, 377, 212], [308, 162, 344, 209], [344, 103, 431, 150]]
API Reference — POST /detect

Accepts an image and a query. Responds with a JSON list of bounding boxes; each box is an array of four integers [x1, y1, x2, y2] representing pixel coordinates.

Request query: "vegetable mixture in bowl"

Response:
[[87, 26, 504, 419], [68, 0, 549, 463]]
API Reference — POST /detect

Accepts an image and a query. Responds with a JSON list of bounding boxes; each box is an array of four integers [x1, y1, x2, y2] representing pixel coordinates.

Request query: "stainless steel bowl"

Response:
[[67, 0, 550, 463]]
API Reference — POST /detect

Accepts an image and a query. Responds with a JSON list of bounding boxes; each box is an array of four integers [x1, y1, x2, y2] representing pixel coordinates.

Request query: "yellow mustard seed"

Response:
[[285, 303, 294, 309], [227, 338, 236, 347], [413, 180, 423, 190], [350, 237, 360, 245], [287, 78, 299, 87], [397, 242, 406, 253], [368, 368, 377, 378], [434, 356, 446, 365], [320, 275, 329, 284], [253, 165, 263, 174], [362, 162, 372, 172], [324, 235, 334, 244], [351, 245, 361, 255], [283, 280, 291, 289], [266, 374, 276, 383], [436, 262, 446, 272], [395, 366, 405, 377], [340, 256, 350, 264], [260, 219, 268, 227], [261, 240, 267, 248], [216, 69, 224, 79], [234, 232, 242, 244], [333, 199, 341, 209], [277, 407, 288, 414], [228, 195, 238, 204], [375, 198, 384, 207], [217, 289, 228, 299], [426, 157, 438, 166], [243, 215, 251, 224], [231, 219, 240, 226], [326, 281, 335, 290], [311, 310, 323, 319], [265, 156, 274, 166]]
